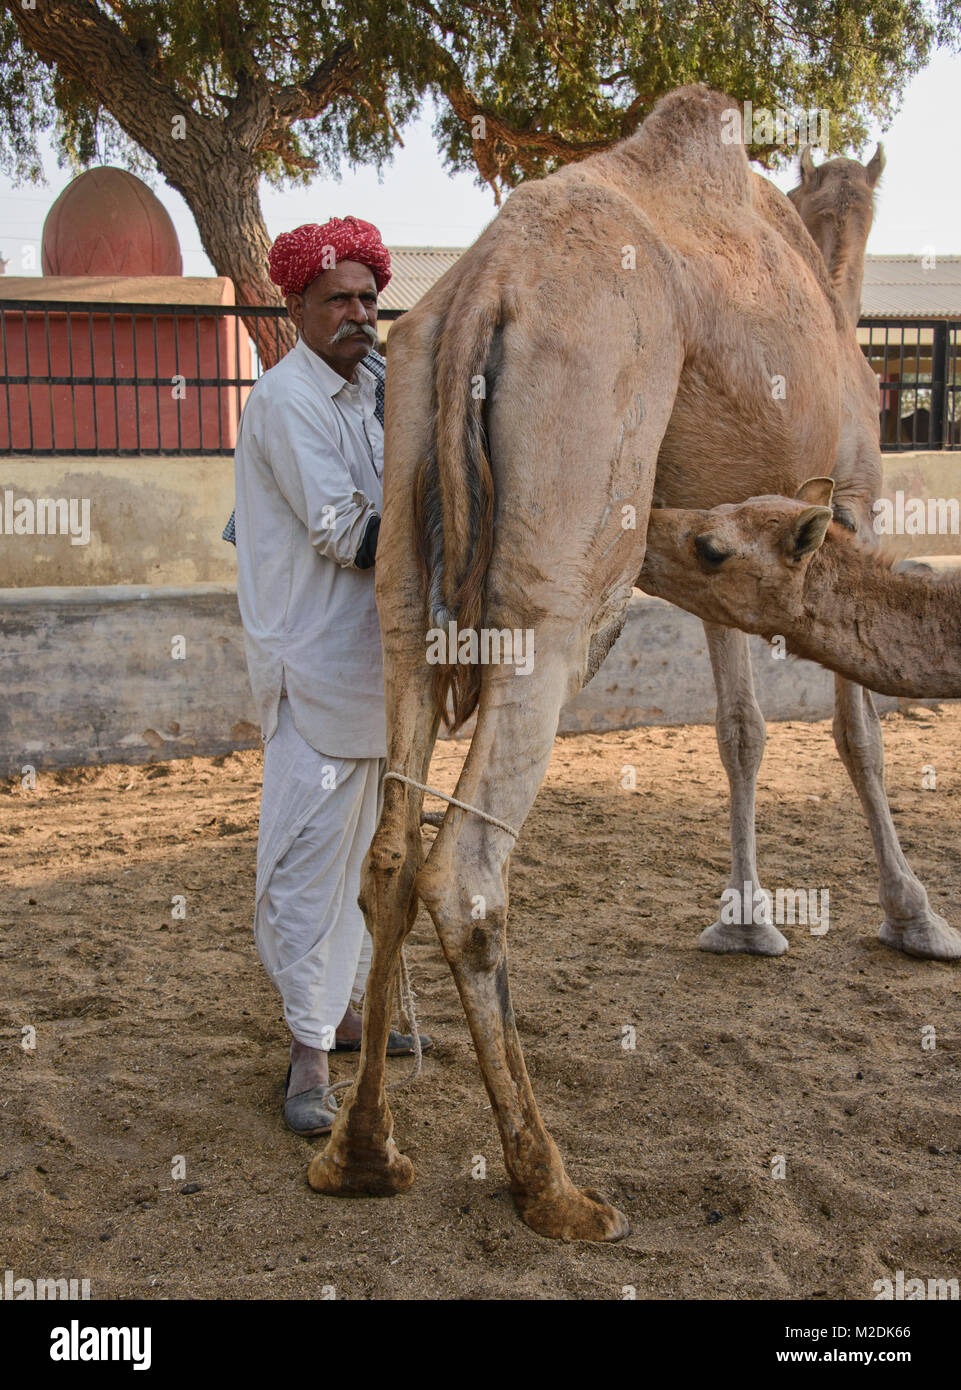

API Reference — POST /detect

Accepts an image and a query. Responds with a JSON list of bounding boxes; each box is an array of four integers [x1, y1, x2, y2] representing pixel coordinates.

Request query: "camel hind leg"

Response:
[[416, 641, 629, 1241], [307, 648, 439, 1197], [309, 306, 445, 1198], [833, 676, 961, 960]]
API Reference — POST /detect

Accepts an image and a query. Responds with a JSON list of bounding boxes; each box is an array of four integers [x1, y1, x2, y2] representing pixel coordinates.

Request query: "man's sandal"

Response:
[[332, 1028, 433, 1056], [282, 1064, 339, 1137]]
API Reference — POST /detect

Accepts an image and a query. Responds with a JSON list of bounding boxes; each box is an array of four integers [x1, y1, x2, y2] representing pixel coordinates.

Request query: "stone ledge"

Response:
[[0, 582, 236, 607], [1, 276, 237, 305]]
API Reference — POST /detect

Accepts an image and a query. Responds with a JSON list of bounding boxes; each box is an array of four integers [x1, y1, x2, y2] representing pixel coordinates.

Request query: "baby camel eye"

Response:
[[695, 534, 734, 569]]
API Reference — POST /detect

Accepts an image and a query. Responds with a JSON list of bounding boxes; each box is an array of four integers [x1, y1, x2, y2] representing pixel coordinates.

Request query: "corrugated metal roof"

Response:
[[380, 248, 961, 320], [379, 247, 465, 311], [862, 255, 961, 319]]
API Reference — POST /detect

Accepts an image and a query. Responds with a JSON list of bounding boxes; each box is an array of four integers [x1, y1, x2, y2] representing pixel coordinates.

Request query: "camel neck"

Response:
[[804, 215, 868, 326], [794, 539, 961, 698], [833, 250, 866, 324]]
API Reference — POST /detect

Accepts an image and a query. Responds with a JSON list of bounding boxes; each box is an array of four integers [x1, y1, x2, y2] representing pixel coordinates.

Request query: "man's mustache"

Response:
[[330, 321, 378, 346]]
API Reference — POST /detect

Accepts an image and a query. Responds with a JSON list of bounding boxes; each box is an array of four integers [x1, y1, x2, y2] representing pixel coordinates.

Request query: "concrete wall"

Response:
[[0, 586, 913, 772], [1, 451, 957, 589], [1, 449, 956, 769], [878, 454, 961, 561], [0, 457, 236, 587], [0, 584, 259, 769]]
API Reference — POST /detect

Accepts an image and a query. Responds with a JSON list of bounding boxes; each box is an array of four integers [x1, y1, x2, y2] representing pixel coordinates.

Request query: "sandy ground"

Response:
[[1, 705, 960, 1301]]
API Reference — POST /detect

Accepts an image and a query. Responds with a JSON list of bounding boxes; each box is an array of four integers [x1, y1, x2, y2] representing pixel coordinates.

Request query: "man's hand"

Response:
[[354, 514, 381, 569]]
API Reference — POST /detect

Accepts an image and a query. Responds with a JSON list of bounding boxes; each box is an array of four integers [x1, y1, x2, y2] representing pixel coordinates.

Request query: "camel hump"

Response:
[[613, 85, 754, 205]]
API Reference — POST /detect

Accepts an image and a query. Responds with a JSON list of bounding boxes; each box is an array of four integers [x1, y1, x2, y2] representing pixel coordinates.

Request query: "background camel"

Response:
[[648, 138, 935, 962], [788, 142, 884, 325], [641, 480, 961, 708], [308, 86, 956, 1242]]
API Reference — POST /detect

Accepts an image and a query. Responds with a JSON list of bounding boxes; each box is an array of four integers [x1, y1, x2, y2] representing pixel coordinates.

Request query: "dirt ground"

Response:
[[2, 705, 960, 1301]]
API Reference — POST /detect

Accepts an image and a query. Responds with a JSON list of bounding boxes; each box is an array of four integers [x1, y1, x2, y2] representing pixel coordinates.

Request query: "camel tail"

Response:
[[415, 284, 501, 733]]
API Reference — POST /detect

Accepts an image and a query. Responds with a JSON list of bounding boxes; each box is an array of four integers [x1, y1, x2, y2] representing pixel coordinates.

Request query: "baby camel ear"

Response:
[[788, 505, 833, 558], [794, 476, 835, 506]]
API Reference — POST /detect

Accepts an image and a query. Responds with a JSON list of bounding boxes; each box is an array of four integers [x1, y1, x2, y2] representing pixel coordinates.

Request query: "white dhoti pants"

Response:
[[254, 697, 384, 1050]]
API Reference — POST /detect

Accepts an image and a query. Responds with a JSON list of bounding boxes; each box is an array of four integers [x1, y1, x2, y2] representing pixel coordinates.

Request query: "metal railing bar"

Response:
[[152, 312, 162, 454], [66, 308, 78, 451], [22, 307, 35, 451], [109, 309, 121, 452], [0, 375, 262, 387], [1, 309, 12, 450], [3, 301, 956, 457], [131, 304, 142, 452], [193, 311, 202, 448], [88, 309, 99, 453]]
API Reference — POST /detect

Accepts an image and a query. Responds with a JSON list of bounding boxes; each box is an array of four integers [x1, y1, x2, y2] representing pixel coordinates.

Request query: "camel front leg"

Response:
[[698, 623, 789, 955], [416, 652, 630, 1242], [833, 676, 961, 960]]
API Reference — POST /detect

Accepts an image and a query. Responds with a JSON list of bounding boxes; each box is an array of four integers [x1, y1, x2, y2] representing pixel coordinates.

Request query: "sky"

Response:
[[2, 48, 960, 273]]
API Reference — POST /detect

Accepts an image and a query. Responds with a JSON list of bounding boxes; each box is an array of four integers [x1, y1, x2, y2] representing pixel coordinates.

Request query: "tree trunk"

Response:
[[170, 161, 296, 370], [6, 0, 295, 369]]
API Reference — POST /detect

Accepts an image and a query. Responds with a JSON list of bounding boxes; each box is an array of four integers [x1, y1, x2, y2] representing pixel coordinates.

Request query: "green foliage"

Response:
[[1, 0, 957, 195], [0, 11, 50, 183], [426, 0, 946, 182]]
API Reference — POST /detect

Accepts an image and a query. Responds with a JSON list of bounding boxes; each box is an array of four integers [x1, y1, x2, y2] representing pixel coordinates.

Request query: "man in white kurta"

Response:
[[233, 218, 416, 1136]]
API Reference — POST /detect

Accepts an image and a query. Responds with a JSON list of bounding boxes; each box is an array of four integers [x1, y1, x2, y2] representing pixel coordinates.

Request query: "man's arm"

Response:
[[258, 392, 380, 568]]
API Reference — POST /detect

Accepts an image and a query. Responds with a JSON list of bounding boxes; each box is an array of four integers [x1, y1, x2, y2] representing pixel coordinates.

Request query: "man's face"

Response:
[[286, 260, 379, 379]]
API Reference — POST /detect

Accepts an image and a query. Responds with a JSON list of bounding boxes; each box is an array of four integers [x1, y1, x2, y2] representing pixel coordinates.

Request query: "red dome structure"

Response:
[[41, 167, 183, 277]]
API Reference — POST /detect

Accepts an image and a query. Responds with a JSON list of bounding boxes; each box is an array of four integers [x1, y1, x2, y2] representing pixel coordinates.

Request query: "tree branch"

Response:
[[4, 0, 229, 176], [272, 41, 365, 125]]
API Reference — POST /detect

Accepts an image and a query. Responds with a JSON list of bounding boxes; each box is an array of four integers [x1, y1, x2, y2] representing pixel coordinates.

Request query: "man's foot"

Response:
[[287, 1037, 329, 1097], [333, 1003, 364, 1050], [283, 1067, 339, 1137]]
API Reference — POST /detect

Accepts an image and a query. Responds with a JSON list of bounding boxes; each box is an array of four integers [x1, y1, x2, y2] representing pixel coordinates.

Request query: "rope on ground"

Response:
[[392, 944, 422, 1089]]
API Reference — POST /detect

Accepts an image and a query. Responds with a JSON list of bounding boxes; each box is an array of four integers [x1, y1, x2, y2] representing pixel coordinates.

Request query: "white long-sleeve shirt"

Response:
[[234, 335, 387, 758]]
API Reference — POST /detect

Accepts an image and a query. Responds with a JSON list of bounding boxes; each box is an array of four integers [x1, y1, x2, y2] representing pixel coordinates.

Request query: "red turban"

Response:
[[268, 217, 392, 296]]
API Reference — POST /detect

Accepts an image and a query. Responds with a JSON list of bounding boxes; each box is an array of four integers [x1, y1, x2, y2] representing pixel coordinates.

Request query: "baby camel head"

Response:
[[643, 479, 836, 630]]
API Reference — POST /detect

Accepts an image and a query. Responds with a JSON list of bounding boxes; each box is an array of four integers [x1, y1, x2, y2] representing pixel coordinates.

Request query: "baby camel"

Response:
[[642, 479, 961, 709]]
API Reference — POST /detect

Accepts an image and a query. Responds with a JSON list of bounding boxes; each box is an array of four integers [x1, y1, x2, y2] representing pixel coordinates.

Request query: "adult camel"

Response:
[[643, 137, 918, 959], [308, 86, 959, 1242]]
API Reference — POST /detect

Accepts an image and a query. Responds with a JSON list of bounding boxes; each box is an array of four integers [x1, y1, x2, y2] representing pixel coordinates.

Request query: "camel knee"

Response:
[[832, 701, 883, 777], [358, 810, 420, 923], [833, 730, 883, 784], [716, 697, 766, 778], [443, 919, 510, 983], [416, 857, 508, 967]]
